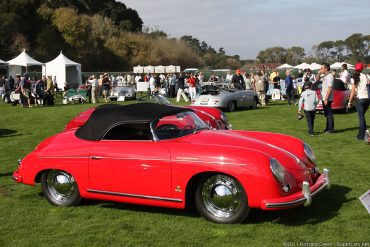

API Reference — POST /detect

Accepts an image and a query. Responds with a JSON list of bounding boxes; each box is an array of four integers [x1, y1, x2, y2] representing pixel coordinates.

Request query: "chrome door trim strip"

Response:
[[87, 189, 182, 203]]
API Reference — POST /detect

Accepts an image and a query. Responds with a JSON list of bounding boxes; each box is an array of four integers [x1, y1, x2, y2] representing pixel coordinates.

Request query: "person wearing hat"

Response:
[[348, 63, 370, 141], [298, 79, 319, 136], [231, 69, 245, 89]]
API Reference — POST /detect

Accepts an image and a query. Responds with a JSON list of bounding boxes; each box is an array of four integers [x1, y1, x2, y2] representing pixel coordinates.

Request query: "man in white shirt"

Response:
[[340, 63, 351, 86], [225, 71, 233, 82], [316, 63, 334, 133]]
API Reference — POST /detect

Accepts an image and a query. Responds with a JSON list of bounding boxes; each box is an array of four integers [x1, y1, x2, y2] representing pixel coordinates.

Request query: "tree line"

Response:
[[0, 1, 368, 71], [256, 33, 370, 65]]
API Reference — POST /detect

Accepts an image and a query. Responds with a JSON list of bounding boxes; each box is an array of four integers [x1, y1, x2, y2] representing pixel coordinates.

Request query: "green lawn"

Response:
[[0, 99, 369, 247]]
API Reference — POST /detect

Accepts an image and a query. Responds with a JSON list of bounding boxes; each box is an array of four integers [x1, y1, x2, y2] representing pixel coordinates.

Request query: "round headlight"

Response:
[[220, 112, 229, 124], [304, 143, 317, 164], [270, 158, 286, 184]]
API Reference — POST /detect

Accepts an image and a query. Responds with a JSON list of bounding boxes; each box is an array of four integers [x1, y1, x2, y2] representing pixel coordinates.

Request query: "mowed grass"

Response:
[[0, 98, 369, 247]]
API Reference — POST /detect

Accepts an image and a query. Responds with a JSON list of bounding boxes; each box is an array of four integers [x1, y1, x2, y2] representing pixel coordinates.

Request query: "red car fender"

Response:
[[163, 140, 285, 209]]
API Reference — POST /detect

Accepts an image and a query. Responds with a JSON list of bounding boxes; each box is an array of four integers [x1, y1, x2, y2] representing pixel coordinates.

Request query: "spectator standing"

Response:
[[348, 63, 370, 140], [261, 70, 269, 105], [197, 72, 204, 85], [98, 75, 103, 97], [272, 72, 281, 101], [340, 64, 351, 87], [244, 72, 252, 90], [225, 71, 233, 82], [298, 82, 319, 136], [34, 79, 45, 105], [0, 76, 5, 97], [88, 75, 98, 104], [169, 73, 177, 98], [317, 63, 334, 133], [21, 74, 32, 107], [9, 76, 15, 91], [53, 76, 59, 97], [149, 74, 156, 95], [45, 75, 54, 106], [188, 74, 197, 100], [134, 74, 142, 83], [176, 73, 188, 103], [254, 71, 266, 106], [285, 70, 296, 105], [231, 69, 245, 89], [102, 73, 111, 102]]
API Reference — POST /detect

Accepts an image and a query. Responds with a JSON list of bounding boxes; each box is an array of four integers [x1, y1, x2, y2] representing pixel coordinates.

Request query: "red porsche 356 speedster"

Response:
[[13, 103, 331, 223]]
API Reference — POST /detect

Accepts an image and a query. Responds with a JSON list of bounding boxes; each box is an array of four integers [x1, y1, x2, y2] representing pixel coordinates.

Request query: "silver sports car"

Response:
[[191, 83, 258, 111]]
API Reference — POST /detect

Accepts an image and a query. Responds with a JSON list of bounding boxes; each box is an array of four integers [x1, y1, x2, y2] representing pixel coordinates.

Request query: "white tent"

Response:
[[276, 63, 293, 69], [144, 66, 155, 74], [133, 65, 144, 74], [165, 65, 176, 73], [0, 59, 7, 64], [294, 63, 310, 70], [308, 63, 321, 70], [44, 51, 82, 89], [155, 65, 165, 73], [7, 49, 45, 78], [331, 62, 354, 69]]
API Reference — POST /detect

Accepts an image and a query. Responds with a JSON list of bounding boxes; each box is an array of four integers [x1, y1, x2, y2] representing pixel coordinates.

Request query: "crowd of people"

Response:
[[0, 74, 56, 107], [1, 62, 369, 141]]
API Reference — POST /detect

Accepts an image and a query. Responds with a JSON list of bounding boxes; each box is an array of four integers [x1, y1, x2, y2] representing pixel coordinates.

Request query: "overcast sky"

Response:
[[121, 0, 370, 59]]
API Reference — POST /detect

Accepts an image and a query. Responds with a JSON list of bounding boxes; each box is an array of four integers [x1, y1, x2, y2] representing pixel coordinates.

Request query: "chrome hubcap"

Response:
[[47, 170, 77, 202], [201, 175, 242, 218]]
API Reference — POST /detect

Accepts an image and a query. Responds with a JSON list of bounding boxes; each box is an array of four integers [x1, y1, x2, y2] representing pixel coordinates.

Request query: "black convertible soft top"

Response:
[[75, 103, 192, 140]]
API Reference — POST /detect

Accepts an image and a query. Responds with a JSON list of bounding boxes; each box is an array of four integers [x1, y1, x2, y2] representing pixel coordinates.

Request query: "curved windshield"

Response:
[[153, 111, 209, 140]]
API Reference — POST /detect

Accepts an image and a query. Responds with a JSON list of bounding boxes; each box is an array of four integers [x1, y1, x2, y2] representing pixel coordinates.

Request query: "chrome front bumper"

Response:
[[264, 168, 331, 209]]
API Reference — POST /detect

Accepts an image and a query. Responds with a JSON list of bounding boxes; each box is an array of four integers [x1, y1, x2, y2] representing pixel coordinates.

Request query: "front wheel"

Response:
[[41, 170, 81, 206], [195, 174, 250, 224]]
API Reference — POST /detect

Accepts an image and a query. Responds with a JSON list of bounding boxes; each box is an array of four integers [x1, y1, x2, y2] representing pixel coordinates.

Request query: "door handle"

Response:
[[90, 156, 102, 160]]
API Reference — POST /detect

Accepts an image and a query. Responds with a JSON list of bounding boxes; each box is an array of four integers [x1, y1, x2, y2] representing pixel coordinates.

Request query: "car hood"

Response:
[[186, 130, 304, 171]]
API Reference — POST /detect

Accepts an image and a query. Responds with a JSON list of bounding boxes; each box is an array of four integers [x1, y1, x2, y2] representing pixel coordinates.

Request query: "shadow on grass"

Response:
[[0, 172, 13, 177], [333, 127, 358, 133], [79, 199, 199, 218], [0, 129, 18, 138], [247, 184, 352, 225], [67, 184, 351, 224]]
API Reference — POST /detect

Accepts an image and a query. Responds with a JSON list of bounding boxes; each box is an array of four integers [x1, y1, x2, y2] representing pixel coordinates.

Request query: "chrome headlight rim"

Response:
[[270, 158, 286, 184], [304, 143, 317, 164]]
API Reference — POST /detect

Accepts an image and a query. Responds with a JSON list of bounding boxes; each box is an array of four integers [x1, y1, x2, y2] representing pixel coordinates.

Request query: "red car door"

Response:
[[88, 141, 172, 198]]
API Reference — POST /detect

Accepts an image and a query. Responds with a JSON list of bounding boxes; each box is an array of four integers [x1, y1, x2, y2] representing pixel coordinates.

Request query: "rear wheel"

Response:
[[195, 174, 249, 224], [41, 170, 81, 206], [251, 97, 258, 109], [227, 101, 236, 112]]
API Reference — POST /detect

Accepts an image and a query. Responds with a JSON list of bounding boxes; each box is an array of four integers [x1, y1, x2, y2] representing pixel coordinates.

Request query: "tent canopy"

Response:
[[308, 63, 321, 70], [7, 49, 44, 67], [330, 62, 354, 69], [44, 51, 82, 89], [7, 49, 45, 78], [294, 63, 310, 70], [276, 63, 293, 69], [0, 59, 8, 64]]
